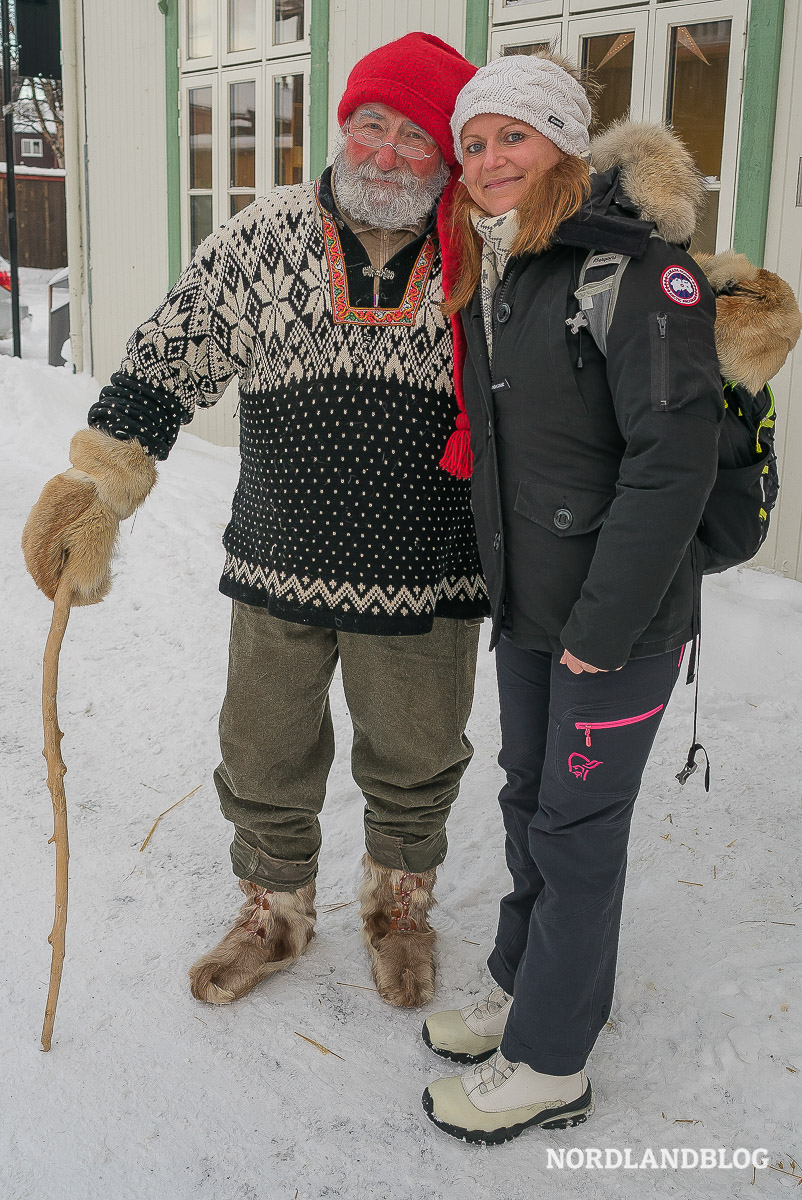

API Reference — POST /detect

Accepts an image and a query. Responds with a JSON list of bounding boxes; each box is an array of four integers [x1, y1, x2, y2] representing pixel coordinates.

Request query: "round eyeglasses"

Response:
[[346, 116, 438, 161]]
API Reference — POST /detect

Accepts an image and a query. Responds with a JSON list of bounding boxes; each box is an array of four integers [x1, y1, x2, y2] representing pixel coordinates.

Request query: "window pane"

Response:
[[666, 21, 731, 180], [189, 87, 213, 190], [502, 41, 553, 56], [229, 0, 256, 52], [274, 0, 304, 46], [230, 81, 256, 189], [274, 73, 304, 186], [187, 0, 213, 59], [190, 195, 213, 255], [691, 189, 720, 257], [582, 32, 634, 136], [231, 193, 256, 217]]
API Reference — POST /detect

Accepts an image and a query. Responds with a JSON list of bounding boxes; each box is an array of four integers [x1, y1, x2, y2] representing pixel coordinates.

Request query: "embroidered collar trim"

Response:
[[315, 180, 436, 327]]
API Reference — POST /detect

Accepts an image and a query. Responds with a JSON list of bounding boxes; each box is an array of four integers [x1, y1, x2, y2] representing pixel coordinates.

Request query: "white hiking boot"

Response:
[[422, 985, 512, 1064], [422, 1049, 593, 1145]]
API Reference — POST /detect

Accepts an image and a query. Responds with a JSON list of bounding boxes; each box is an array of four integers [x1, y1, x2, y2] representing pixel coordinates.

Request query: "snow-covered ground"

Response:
[[1, 357, 799, 1199]]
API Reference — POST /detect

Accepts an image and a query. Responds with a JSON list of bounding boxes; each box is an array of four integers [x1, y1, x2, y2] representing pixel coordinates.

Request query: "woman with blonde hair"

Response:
[[420, 54, 726, 1143]]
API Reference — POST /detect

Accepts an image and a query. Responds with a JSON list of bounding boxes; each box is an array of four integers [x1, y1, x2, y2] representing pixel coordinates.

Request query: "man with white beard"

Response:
[[23, 34, 488, 1011]]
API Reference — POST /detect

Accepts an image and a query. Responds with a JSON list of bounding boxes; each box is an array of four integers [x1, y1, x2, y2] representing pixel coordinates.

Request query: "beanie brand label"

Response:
[[548, 115, 565, 128]]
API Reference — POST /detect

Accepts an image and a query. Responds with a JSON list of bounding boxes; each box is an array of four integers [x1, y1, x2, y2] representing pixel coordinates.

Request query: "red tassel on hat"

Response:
[[437, 169, 473, 478]]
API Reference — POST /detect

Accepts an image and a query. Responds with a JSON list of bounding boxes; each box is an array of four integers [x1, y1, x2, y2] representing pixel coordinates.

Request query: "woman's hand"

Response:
[[560, 649, 603, 674], [560, 649, 623, 674]]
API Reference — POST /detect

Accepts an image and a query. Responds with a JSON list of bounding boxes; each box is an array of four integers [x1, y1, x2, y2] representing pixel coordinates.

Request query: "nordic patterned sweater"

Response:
[[87, 168, 489, 635]]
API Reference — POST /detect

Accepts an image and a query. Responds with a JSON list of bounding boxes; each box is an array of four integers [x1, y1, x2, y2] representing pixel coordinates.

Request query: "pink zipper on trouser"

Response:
[[576, 705, 664, 748]]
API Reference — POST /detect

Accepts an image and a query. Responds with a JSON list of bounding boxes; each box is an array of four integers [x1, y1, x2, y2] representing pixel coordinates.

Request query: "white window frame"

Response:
[[648, 0, 748, 250], [267, 0, 311, 61], [569, 0, 649, 14], [181, 72, 220, 263], [221, 65, 264, 217], [490, 19, 563, 56], [492, 0, 564, 27], [221, 0, 264, 67], [267, 57, 311, 189], [566, 9, 650, 121], [180, 0, 218, 71]]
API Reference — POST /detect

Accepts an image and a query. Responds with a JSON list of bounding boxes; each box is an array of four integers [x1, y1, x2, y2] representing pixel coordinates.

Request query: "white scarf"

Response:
[[471, 208, 520, 360]]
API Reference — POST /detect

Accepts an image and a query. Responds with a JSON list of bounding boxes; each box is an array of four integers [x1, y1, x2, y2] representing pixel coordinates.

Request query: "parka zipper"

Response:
[[487, 266, 517, 418], [495, 270, 514, 316], [652, 312, 669, 409], [576, 704, 665, 748], [490, 263, 516, 363]]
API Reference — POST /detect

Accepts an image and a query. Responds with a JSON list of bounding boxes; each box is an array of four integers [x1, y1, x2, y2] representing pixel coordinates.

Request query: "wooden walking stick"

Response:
[[40, 578, 73, 1051]]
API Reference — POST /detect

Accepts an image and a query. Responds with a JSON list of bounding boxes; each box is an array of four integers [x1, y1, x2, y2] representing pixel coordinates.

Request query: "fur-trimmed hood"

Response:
[[589, 120, 705, 245], [586, 120, 801, 391]]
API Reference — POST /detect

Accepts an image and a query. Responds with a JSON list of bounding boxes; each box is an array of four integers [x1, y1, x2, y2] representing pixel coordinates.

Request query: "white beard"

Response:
[[332, 144, 450, 231]]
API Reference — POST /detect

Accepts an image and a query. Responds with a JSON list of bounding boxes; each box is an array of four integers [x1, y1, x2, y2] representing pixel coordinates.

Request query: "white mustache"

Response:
[[354, 161, 415, 185], [332, 145, 449, 230]]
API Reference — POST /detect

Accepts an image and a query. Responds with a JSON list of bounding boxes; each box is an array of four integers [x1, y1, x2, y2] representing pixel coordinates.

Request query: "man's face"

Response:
[[333, 101, 450, 231], [343, 103, 444, 183]]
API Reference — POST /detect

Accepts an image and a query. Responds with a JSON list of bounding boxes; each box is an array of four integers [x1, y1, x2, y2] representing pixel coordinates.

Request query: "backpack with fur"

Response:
[[573, 246, 796, 572], [572, 122, 802, 574]]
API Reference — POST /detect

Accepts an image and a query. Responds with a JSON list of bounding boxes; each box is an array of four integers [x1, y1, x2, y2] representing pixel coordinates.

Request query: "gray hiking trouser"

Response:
[[214, 602, 482, 892], [489, 636, 683, 1075]]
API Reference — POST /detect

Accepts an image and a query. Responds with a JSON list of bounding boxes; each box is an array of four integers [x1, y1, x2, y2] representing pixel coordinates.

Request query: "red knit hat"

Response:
[[338, 33, 476, 479], [337, 33, 475, 168]]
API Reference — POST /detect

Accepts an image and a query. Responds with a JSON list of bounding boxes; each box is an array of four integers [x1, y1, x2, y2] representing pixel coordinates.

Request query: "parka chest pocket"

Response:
[[514, 474, 613, 537]]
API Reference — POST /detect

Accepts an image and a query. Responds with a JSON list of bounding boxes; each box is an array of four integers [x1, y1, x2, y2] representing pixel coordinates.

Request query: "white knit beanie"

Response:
[[451, 55, 592, 163]]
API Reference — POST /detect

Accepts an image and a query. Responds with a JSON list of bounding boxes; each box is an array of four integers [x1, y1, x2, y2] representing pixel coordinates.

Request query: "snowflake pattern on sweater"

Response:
[[88, 169, 489, 634]]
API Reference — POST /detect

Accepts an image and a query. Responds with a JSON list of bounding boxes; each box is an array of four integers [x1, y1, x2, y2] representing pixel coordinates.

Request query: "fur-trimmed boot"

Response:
[[189, 879, 316, 1004], [359, 853, 437, 1008]]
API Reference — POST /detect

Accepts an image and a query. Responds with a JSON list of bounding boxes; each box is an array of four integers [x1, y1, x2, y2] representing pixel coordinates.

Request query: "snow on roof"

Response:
[[0, 162, 65, 178]]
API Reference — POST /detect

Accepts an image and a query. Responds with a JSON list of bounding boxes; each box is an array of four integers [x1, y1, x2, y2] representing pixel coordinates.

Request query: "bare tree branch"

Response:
[[25, 77, 64, 168]]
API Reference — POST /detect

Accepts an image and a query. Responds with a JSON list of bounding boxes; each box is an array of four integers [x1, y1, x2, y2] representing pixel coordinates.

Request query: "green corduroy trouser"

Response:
[[214, 602, 482, 891]]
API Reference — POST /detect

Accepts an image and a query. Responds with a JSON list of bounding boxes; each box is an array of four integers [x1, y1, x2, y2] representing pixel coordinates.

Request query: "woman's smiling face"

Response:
[[460, 114, 564, 215]]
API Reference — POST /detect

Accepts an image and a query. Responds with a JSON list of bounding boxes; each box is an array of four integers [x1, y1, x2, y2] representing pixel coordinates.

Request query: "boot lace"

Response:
[[463, 985, 511, 1023], [389, 872, 423, 933], [244, 886, 273, 937], [474, 1049, 517, 1095]]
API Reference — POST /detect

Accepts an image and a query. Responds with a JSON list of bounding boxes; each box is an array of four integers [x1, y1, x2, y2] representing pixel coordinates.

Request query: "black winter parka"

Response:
[[461, 168, 725, 670]]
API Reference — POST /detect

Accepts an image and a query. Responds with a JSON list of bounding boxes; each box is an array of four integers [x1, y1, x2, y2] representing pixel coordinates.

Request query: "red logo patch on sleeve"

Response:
[[660, 265, 701, 306]]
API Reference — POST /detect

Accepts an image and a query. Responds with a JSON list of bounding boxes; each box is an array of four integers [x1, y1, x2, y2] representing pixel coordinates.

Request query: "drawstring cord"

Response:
[[675, 634, 710, 791], [676, 540, 710, 791]]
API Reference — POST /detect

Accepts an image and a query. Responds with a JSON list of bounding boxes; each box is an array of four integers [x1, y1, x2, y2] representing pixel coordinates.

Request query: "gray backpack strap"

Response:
[[569, 250, 631, 357], [567, 232, 665, 356]]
